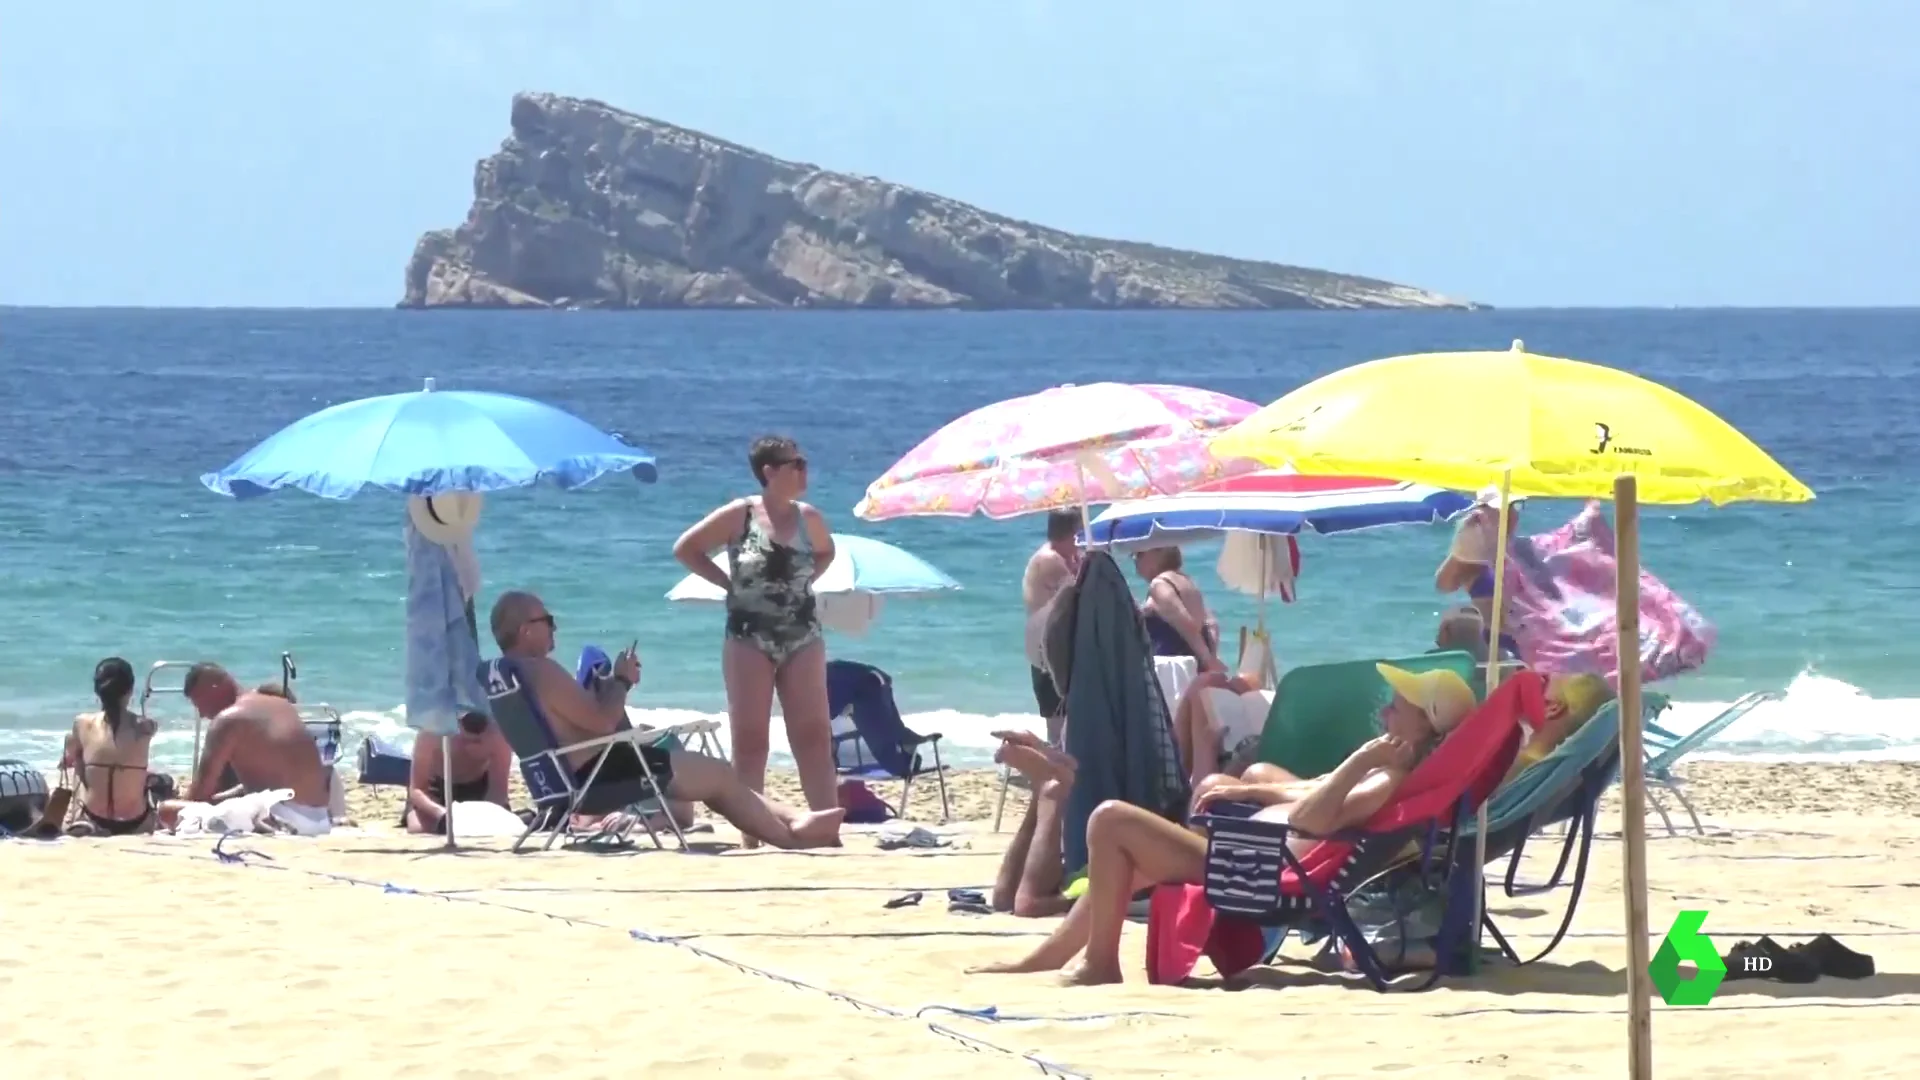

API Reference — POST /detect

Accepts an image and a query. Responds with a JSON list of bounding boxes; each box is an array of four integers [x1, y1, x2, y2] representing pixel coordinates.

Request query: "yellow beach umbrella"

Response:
[[1212, 340, 1813, 1080]]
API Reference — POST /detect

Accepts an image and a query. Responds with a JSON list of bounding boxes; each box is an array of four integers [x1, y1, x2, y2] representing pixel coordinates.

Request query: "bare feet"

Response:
[[966, 956, 1064, 975], [1060, 962, 1123, 986], [788, 808, 846, 849], [993, 730, 1078, 776]]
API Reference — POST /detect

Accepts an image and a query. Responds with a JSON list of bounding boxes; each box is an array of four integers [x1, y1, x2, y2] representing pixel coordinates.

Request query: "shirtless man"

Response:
[[180, 662, 333, 836], [403, 713, 513, 834], [1022, 510, 1081, 724], [490, 590, 843, 849]]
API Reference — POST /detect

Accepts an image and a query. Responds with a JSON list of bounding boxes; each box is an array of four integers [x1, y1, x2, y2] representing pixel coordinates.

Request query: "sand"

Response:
[[7, 761, 1919, 1078]]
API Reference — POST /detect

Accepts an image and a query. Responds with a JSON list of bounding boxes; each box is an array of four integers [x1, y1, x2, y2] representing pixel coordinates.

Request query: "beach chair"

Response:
[[1641, 691, 1776, 835], [1145, 673, 1542, 990], [479, 657, 687, 852], [1252, 650, 1481, 780], [1463, 696, 1639, 966], [827, 660, 951, 822]]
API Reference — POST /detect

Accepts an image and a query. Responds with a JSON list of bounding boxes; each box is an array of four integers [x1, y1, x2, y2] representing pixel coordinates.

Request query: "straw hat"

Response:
[[406, 493, 483, 547], [1375, 663, 1477, 735]]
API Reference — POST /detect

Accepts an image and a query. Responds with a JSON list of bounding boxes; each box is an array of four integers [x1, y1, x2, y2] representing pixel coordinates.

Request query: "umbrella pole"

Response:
[[1614, 477, 1654, 1079], [442, 734, 458, 850], [1468, 468, 1515, 972]]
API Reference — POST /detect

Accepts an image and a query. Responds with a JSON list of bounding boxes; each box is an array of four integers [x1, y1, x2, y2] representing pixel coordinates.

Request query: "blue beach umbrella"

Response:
[[200, 378, 658, 499], [666, 533, 960, 633], [202, 378, 657, 847]]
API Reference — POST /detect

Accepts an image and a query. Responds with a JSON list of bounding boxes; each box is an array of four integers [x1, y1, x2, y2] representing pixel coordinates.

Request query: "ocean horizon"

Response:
[[2, 306, 1914, 773]]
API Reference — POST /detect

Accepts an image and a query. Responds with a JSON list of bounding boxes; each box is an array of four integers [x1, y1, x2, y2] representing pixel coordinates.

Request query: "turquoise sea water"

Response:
[[2, 307, 1915, 771]]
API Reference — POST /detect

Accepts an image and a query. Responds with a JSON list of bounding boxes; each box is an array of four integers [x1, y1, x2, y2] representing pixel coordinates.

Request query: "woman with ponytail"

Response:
[[59, 657, 161, 835]]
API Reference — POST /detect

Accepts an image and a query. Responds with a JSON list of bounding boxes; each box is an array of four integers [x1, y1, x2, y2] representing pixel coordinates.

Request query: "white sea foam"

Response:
[[7, 669, 1918, 773]]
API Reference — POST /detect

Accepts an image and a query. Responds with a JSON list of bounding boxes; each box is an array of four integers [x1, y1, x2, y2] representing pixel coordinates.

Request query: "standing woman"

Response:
[[674, 435, 841, 819]]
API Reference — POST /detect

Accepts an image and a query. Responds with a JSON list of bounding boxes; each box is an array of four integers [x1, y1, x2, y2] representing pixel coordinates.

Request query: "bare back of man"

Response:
[[191, 693, 328, 812]]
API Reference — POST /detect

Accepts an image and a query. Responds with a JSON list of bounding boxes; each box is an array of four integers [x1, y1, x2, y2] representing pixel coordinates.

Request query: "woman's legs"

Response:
[[1069, 801, 1209, 985], [723, 638, 777, 793], [969, 800, 1207, 982], [723, 638, 777, 846], [773, 638, 840, 812]]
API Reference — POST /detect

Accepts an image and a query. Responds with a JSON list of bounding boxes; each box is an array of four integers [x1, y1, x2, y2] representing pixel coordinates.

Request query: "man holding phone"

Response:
[[490, 591, 844, 848]]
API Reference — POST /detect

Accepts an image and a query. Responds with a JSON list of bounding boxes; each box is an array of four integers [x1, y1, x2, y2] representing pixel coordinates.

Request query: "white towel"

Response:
[[171, 788, 293, 836], [446, 800, 528, 837], [1217, 533, 1297, 601], [268, 801, 333, 837], [1205, 687, 1274, 764]]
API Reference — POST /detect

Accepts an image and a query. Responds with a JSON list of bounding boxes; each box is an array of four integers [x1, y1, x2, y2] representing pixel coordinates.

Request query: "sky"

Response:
[[1, 1, 1913, 308]]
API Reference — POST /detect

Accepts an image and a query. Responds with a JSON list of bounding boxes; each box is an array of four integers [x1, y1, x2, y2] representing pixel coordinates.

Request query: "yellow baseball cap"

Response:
[[1376, 664, 1477, 735]]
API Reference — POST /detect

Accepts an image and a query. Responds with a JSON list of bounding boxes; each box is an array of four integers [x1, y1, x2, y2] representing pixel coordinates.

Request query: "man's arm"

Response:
[[404, 734, 449, 829], [1435, 556, 1482, 593], [528, 657, 628, 738], [186, 711, 242, 802]]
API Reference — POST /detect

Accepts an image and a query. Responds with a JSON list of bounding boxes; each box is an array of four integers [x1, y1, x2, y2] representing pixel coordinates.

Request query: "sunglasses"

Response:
[[776, 456, 809, 471], [526, 614, 556, 631]]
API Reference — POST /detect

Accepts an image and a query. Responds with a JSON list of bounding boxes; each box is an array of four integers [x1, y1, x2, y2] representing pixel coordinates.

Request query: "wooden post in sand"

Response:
[[1613, 475, 1654, 1079]]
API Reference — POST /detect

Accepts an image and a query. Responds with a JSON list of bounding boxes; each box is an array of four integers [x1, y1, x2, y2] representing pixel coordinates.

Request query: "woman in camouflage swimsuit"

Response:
[[674, 436, 841, 819]]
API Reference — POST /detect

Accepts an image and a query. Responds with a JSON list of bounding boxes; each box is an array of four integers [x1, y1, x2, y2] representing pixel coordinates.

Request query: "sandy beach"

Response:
[[7, 761, 1919, 1079]]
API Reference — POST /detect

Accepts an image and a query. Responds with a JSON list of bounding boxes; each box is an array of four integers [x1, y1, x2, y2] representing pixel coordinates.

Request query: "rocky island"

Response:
[[402, 93, 1475, 311]]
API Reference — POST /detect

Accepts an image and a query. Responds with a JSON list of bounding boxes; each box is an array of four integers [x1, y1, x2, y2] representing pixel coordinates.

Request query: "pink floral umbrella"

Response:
[[853, 382, 1263, 521]]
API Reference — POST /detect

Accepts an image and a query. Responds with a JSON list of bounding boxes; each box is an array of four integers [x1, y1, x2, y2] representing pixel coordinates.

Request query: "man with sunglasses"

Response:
[[490, 590, 844, 848]]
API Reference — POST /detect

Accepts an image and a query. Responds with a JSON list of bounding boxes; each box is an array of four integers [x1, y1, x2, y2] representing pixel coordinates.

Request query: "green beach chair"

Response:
[[1252, 650, 1480, 779]]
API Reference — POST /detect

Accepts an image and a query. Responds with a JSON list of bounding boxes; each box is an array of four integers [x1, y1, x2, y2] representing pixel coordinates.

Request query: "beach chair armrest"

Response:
[[553, 729, 656, 757]]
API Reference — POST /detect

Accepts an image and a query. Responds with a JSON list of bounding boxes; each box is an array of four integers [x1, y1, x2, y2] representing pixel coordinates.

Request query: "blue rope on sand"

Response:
[[133, 839, 1197, 1079]]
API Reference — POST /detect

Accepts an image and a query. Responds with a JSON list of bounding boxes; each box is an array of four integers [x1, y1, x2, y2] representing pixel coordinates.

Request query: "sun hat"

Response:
[[406, 493, 483, 547], [1375, 663, 1477, 735]]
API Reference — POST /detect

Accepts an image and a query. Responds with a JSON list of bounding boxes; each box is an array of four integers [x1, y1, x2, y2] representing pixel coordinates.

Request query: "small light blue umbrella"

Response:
[[202, 378, 656, 848], [667, 533, 960, 633], [200, 378, 658, 499]]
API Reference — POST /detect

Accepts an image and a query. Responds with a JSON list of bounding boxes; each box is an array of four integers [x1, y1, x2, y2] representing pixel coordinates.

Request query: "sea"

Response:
[[2, 307, 1916, 774]]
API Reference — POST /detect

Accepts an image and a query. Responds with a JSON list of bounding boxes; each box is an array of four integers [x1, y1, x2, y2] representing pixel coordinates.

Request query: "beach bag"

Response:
[[837, 780, 896, 825]]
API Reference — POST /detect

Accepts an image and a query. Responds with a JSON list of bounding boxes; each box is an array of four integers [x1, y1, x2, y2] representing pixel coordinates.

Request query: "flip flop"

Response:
[[1790, 934, 1875, 979], [884, 891, 924, 910], [946, 889, 987, 906], [1725, 937, 1818, 983], [949, 899, 994, 916]]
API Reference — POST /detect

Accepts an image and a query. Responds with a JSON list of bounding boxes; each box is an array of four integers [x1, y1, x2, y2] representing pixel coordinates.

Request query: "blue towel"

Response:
[[1060, 552, 1191, 875], [404, 519, 488, 736], [577, 644, 612, 689]]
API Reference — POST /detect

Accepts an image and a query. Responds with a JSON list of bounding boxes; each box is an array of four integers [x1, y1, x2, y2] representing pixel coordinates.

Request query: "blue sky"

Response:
[[2, 1, 1912, 308]]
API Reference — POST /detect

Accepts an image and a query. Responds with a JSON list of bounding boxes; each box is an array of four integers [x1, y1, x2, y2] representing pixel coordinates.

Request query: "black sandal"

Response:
[[1790, 934, 1875, 980], [1724, 937, 1819, 983]]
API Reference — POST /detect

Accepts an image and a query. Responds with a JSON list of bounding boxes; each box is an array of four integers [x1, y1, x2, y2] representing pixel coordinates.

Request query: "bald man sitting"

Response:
[[489, 590, 843, 849]]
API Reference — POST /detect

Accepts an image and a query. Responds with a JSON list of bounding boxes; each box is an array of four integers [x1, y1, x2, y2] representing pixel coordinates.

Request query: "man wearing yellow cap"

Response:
[[969, 662, 1478, 986]]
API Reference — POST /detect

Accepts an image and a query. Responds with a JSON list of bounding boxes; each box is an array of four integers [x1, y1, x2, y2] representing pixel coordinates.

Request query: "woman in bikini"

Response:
[[674, 435, 841, 823], [61, 657, 161, 836]]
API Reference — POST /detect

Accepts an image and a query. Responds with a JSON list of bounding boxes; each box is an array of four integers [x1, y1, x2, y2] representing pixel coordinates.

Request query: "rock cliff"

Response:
[[401, 93, 1474, 311]]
